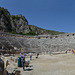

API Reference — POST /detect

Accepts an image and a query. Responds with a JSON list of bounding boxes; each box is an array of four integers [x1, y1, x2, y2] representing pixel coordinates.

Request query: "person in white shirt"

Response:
[[29, 53, 32, 60]]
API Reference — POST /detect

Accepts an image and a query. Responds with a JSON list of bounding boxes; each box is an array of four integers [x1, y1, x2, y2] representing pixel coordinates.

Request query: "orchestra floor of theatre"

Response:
[[18, 52, 75, 75]]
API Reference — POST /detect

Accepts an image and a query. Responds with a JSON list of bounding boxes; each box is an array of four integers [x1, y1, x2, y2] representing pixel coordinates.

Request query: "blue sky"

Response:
[[0, 0, 75, 33]]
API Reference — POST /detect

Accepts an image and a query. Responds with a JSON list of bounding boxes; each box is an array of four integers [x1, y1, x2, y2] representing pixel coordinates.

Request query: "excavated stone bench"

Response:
[[52, 51, 65, 55]]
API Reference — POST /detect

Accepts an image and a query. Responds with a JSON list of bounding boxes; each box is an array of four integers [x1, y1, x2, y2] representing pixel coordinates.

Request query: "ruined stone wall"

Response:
[[0, 32, 75, 52], [25, 33, 75, 52]]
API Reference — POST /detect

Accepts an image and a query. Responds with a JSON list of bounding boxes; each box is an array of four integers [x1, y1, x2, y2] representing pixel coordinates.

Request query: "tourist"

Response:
[[65, 50, 67, 54], [49, 51, 52, 55], [29, 53, 32, 60], [36, 53, 39, 59], [74, 50, 75, 55], [69, 50, 71, 53], [2, 46, 4, 50], [72, 50, 74, 54], [20, 52, 26, 71]]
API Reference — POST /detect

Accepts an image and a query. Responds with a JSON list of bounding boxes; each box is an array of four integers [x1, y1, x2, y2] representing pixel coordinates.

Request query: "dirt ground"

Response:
[[18, 52, 75, 75]]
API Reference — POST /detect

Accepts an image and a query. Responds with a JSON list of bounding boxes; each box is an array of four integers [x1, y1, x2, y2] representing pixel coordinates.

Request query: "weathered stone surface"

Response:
[[0, 32, 75, 53]]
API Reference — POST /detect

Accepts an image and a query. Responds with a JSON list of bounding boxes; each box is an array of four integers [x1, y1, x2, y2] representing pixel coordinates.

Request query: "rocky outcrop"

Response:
[[10, 14, 30, 34], [0, 7, 11, 32], [0, 7, 30, 34], [0, 7, 64, 35]]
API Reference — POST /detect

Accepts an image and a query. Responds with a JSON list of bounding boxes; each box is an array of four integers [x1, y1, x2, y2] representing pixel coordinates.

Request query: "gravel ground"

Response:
[[17, 53, 75, 75]]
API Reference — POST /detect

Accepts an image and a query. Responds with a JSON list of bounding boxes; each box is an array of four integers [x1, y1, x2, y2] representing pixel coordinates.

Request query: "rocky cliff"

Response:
[[0, 7, 64, 35]]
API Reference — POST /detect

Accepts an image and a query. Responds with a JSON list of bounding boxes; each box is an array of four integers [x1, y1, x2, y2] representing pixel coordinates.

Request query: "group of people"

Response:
[[20, 49, 39, 70], [72, 50, 75, 54], [65, 50, 75, 54]]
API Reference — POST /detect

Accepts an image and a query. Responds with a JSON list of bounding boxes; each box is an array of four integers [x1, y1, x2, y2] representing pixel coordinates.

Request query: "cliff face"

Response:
[[10, 14, 30, 34], [0, 7, 11, 32], [0, 7, 64, 35], [0, 7, 30, 34]]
